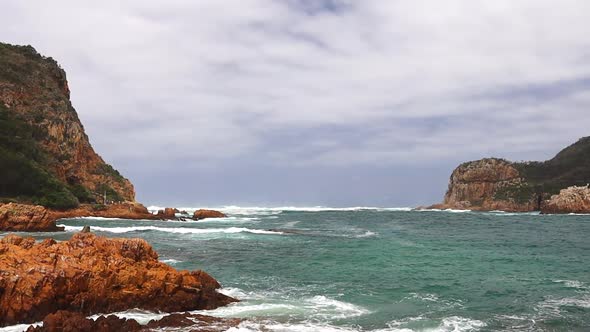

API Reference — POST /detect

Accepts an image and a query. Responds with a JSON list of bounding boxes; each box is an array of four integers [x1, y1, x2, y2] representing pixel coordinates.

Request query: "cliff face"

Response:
[[440, 158, 539, 212], [436, 137, 590, 212], [0, 42, 134, 205]]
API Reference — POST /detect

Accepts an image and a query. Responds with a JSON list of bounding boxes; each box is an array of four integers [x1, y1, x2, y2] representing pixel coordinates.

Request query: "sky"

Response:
[[2, 0, 590, 207]]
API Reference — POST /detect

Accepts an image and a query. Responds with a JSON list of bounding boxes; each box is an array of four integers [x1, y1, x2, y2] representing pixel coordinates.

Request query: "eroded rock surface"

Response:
[[542, 186, 590, 214], [0, 233, 236, 326], [0, 203, 62, 231]]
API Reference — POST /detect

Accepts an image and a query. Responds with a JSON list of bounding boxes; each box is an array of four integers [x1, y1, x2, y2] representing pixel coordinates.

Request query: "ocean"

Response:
[[2, 207, 590, 331]]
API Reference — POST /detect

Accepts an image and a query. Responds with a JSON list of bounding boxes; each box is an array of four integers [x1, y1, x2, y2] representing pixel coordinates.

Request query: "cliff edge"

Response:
[[0, 42, 134, 209]]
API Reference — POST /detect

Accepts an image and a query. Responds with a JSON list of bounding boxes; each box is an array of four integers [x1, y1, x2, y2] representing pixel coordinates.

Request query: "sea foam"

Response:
[[60, 225, 283, 235]]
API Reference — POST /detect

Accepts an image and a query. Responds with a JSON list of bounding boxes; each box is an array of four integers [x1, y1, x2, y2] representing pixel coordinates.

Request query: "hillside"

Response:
[[0, 42, 134, 209], [435, 137, 590, 212]]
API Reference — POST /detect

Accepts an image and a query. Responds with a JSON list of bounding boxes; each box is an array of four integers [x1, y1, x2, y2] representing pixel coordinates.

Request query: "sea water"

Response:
[[2, 208, 590, 331]]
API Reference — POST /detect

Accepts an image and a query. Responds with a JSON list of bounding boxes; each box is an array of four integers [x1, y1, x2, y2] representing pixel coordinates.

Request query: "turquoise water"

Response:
[[5, 208, 590, 331]]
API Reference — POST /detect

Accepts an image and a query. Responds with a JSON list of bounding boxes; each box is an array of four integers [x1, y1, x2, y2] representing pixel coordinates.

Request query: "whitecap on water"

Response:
[[59, 225, 283, 235], [553, 279, 586, 289]]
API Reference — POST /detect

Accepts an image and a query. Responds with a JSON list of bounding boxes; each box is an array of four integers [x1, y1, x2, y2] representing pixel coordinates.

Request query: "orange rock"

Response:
[[433, 158, 538, 212], [193, 209, 227, 220], [0, 203, 63, 232], [0, 233, 236, 326]]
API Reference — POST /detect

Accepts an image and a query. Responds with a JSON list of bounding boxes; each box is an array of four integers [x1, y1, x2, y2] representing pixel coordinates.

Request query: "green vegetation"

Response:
[[493, 137, 590, 204], [93, 164, 126, 183], [515, 137, 590, 195], [95, 183, 124, 203], [0, 104, 80, 209]]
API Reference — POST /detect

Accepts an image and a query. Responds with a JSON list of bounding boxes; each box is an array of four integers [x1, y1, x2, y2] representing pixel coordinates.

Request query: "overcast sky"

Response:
[[2, 1, 590, 207]]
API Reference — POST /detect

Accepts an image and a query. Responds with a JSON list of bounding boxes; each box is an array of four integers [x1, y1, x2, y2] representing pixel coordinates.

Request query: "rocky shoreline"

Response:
[[0, 202, 228, 232], [0, 232, 237, 328]]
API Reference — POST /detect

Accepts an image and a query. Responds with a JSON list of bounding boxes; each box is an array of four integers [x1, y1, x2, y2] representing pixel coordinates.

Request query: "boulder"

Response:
[[193, 209, 227, 220], [0, 233, 237, 326]]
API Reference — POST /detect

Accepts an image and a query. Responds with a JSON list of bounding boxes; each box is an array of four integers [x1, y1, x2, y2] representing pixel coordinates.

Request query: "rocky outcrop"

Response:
[[0, 233, 237, 326], [0, 202, 158, 232], [193, 209, 227, 220], [433, 137, 590, 212], [0, 42, 134, 204], [26, 311, 241, 332], [155, 208, 177, 219], [0, 203, 63, 232], [542, 186, 590, 214], [433, 158, 538, 212], [51, 202, 156, 221]]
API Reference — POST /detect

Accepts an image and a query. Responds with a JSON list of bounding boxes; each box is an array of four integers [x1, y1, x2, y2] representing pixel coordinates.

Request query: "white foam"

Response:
[[553, 279, 586, 289], [60, 225, 283, 235], [87, 309, 166, 325], [160, 258, 182, 265], [0, 323, 42, 332], [196, 288, 370, 321], [150, 205, 414, 215], [437, 316, 486, 331], [355, 231, 378, 238]]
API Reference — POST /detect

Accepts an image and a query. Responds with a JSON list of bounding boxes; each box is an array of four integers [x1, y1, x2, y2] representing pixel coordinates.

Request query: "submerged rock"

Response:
[[193, 209, 227, 220], [0, 233, 237, 326]]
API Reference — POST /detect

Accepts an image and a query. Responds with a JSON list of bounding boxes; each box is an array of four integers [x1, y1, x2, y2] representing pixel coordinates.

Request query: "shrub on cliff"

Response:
[[0, 105, 80, 209]]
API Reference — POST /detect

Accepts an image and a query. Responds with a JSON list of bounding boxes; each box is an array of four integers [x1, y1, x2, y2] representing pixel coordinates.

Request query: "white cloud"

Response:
[[1, 0, 589, 169]]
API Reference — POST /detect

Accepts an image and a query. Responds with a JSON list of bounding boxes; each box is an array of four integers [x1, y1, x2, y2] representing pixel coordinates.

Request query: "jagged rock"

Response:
[[0, 233, 237, 327], [26, 311, 241, 332], [542, 186, 590, 214], [26, 311, 142, 332], [193, 209, 227, 220], [0, 203, 63, 231]]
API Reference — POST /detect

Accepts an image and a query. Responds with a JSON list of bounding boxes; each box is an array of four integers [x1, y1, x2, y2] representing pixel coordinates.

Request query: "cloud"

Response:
[[1, 0, 589, 204]]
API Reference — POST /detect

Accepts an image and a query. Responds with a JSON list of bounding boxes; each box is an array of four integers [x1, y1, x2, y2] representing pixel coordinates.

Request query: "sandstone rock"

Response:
[[542, 185, 590, 214], [51, 203, 157, 221], [0, 233, 236, 326], [0, 203, 63, 232], [193, 209, 227, 220], [434, 158, 538, 212]]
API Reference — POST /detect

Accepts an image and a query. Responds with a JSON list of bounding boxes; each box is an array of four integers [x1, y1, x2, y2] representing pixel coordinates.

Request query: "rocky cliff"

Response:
[[0, 233, 236, 326], [434, 137, 590, 212], [0, 42, 134, 208]]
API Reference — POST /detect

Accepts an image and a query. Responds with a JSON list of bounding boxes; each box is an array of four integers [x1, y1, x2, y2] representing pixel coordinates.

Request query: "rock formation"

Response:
[[542, 186, 590, 214], [26, 311, 241, 332], [0, 203, 63, 231], [193, 209, 227, 220], [0, 42, 134, 207], [432, 158, 539, 212], [432, 137, 590, 213], [0, 233, 237, 326]]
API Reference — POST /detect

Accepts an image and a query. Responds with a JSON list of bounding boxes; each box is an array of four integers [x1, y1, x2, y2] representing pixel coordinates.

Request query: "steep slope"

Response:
[[0, 42, 134, 208], [435, 137, 590, 212]]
